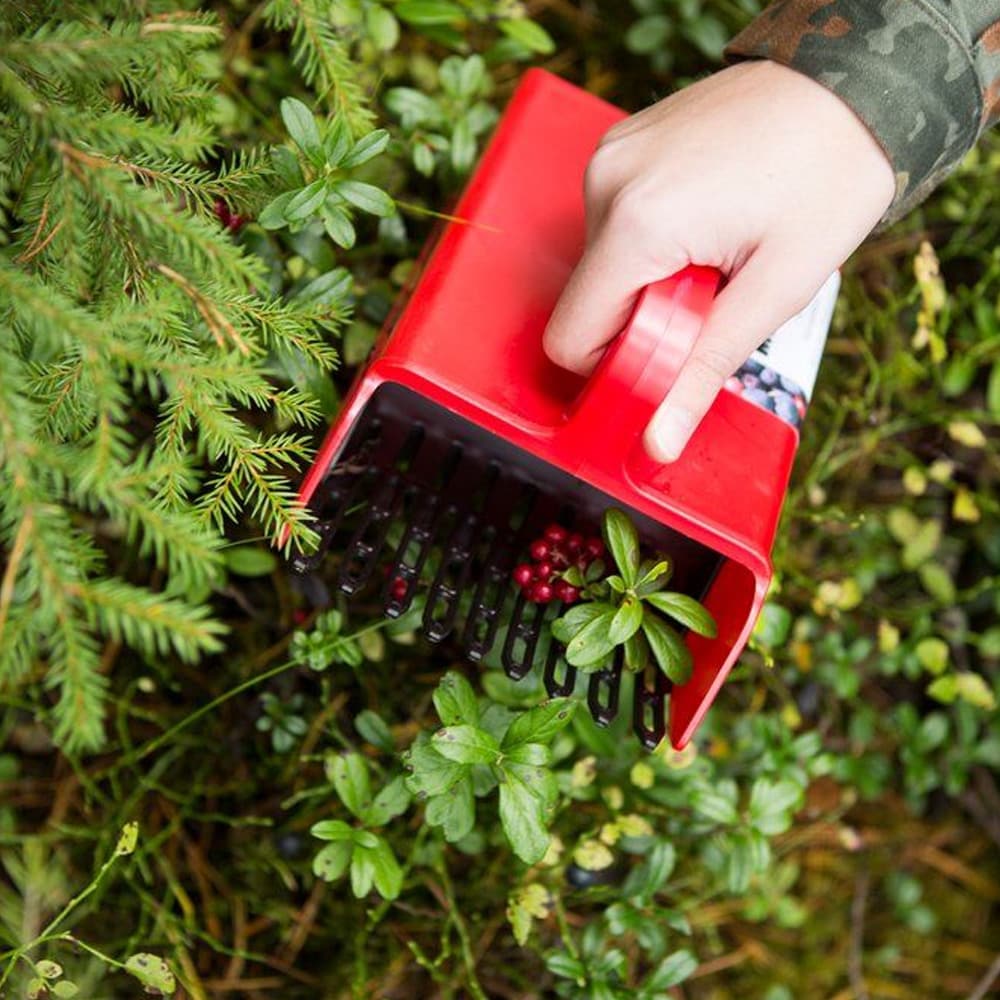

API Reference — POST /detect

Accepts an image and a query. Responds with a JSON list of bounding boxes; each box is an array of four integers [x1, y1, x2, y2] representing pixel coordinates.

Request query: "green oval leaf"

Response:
[[641, 614, 692, 684], [432, 724, 499, 764], [498, 18, 555, 54], [608, 596, 644, 645], [644, 592, 717, 637], [335, 180, 395, 217], [564, 610, 617, 669], [602, 508, 639, 586], [280, 97, 322, 163], [125, 954, 176, 996]]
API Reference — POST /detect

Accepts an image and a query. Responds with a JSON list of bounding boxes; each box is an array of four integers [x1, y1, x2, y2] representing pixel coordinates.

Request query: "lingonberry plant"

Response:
[[530, 509, 719, 684]]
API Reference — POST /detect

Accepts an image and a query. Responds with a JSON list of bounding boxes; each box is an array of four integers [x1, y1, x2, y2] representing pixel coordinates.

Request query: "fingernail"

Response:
[[646, 408, 696, 463]]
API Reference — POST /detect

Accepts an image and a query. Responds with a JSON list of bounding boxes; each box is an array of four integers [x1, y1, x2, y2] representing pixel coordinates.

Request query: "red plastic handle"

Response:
[[559, 265, 720, 455]]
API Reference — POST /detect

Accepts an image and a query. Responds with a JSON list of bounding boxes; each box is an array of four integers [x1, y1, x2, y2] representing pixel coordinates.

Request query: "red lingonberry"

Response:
[[584, 537, 604, 559], [556, 583, 580, 604], [531, 582, 554, 603], [390, 577, 408, 600], [513, 563, 534, 587], [567, 532, 584, 553], [543, 524, 568, 544], [534, 560, 553, 581], [529, 539, 550, 561], [292, 608, 308, 625]]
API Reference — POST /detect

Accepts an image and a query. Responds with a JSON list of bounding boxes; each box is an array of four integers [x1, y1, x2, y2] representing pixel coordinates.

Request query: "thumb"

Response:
[[642, 249, 828, 462]]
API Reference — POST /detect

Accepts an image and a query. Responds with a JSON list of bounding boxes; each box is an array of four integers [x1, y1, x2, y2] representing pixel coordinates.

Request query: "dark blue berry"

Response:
[[759, 367, 778, 387], [741, 373, 760, 389], [771, 392, 800, 425], [742, 387, 775, 411]]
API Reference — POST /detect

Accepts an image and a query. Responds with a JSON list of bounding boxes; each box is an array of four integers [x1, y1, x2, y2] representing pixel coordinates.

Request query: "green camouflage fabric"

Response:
[[726, 0, 1000, 224]]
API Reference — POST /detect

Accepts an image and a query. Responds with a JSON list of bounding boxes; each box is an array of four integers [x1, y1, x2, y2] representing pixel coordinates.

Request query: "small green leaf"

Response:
[[503, 699, 576, 748], [425, 778, 475, 841], [224, 545, 277, 578], [551, 601, 609, 644], [125, 954, 176, 996], [395, 0, 464, 25], [565, 610, 617, 669], [748, 778, 803, 835], [342, 129, 391, 168], [506, 742, 549, 766], [953, 672, 996, 710], [609, 596, 644, 645], [692, 785, 738, 825], [366, 5, 400, 49], [271, 145, 304, 187], [432, 725, 499, 764], [498, 18, 555, 54], [916, 637, 949, 675], [641, 614, 693, 684], [285, 179, 327, 222], [310, 818, 354, 841], [404, 735, 467, 796], [602, 508, 640, 586], [647, 949, 698, 990], [313, 840, 352, 882], [451, 117, 476, 173], [336, 180, 395, 217], [623, 840, 675, 900], [355, 709, 395, 752], [499, 771, 550, 864], [53, 982, 79, 999], [321, 205, 356, 249], [323, 114, 353, 166], [645, 592, 717, 637], [115, 822, 139, 857], [328, 753, 372, 819], [507, 883, 550, 946], [363, 775, 412, 826], [280, 97, 323, 163], [433, 671, 479, 726], [35, 961, 63, 980], [623, 630, 647, 672], [350, 844, 376, 897], [368, 836, 403, 899]]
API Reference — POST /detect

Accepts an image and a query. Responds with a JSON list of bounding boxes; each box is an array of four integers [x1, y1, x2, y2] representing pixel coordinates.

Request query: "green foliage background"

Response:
[[1, 1, 998, 998]]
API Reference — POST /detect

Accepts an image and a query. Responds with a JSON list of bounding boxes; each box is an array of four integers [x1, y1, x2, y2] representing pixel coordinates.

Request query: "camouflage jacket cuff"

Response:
[[725, 0, 983, 225]]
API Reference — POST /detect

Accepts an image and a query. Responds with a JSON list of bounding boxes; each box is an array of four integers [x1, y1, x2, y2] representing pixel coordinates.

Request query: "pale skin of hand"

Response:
[[542, 59, 896, 462]]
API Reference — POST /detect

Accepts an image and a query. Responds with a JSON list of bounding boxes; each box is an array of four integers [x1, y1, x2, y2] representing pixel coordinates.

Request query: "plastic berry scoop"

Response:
[[289, 69, 838, 749]]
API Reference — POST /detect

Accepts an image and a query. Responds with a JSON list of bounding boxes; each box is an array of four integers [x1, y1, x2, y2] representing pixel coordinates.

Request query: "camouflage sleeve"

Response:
[[725, 0, 1000, 224]]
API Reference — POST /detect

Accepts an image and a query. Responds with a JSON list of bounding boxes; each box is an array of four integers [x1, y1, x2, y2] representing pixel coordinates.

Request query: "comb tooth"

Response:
[[543, 627, 577, 697], [461, 479, 536, 660], [290, 425, 384, 574], [338, 425, 424, 594], [422, 460, 500, 643], [501, 589, 546, 680], [587, 648, 623, 726], [383, 445, 462, 617], [633, 664, 670, 749]]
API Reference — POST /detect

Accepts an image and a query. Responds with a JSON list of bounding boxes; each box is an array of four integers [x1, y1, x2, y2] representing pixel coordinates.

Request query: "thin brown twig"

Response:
[[0, 509, 33, 645], [153, 262, 251, 355], [849, 868, 870, 1000], [966, 953, 1000, 1000]]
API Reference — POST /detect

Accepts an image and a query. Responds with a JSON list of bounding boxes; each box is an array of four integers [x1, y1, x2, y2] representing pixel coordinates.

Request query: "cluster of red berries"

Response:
[[214, 198, 248, 233], [512, 524, 604, 604]]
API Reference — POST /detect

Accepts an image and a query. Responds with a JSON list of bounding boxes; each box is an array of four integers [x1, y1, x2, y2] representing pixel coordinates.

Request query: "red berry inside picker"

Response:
[[512, 523, 603, 604]]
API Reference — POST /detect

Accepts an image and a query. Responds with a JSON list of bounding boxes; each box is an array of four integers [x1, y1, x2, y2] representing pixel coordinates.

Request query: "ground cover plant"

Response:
[[1, 1, 998, 998]]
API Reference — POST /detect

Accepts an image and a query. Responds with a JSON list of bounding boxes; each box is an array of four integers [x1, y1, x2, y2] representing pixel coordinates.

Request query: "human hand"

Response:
[[542, 60, 895, 461]]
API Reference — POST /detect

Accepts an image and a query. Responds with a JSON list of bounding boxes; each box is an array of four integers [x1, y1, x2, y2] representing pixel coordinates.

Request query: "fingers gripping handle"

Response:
[[561, 265, 720, 458]]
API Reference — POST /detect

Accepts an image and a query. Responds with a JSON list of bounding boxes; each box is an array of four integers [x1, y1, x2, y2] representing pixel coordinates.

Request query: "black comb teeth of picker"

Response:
[[291, 384, 721, 749]]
